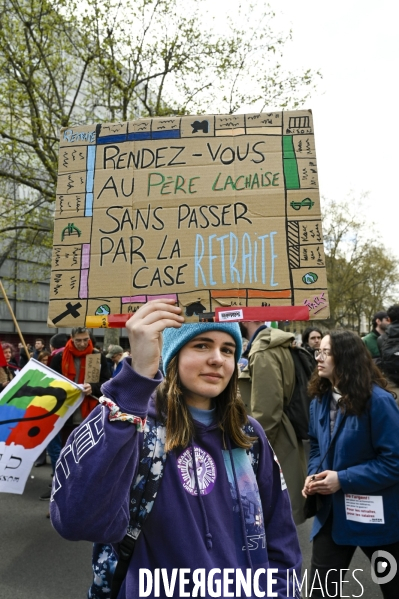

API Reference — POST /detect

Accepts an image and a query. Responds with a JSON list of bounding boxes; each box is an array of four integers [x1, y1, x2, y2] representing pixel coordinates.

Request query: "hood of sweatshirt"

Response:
[[248, 326, 294, 356], [386, 322, 399, 338]]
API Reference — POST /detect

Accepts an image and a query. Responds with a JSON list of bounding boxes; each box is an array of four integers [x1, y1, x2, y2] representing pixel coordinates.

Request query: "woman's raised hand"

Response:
[[126, 299, 184, 378]]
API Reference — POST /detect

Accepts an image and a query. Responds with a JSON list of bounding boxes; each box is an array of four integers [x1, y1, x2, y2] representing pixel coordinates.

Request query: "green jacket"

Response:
[[362, 330, 380, 358], [238, 327, 307, 525]]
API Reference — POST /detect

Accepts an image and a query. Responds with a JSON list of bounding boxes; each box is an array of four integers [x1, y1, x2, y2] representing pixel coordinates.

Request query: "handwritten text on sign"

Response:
[[49, 112, 329, 326]]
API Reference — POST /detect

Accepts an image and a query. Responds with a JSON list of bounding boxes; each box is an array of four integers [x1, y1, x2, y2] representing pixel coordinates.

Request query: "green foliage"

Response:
[[318, 198, 399, 332], [0, 0, 320, 262]]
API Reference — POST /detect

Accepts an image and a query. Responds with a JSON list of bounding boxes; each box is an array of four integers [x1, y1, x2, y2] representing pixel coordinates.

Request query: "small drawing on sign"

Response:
[[52, 302, 82, 325], [191, 120, 209, 134], [61, 223, 82, 241], [95, 304, 111, 316], [302, 272, 318, 285], [185, 302, 206, 316], [290, 198, 315, 211]]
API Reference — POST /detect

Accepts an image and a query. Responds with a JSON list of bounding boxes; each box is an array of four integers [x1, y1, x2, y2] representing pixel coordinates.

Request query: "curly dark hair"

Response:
[[308, 329, 394, 415]]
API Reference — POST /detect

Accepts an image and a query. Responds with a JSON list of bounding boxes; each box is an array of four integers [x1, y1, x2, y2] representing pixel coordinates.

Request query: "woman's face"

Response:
[[178, 331, 236, 408], [315, 335, 335, 383], [40, 356, 49, 365], [3, 348, 12, 362]]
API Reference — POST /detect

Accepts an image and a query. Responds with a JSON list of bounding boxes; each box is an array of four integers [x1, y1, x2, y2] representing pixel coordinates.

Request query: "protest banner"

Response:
[[48, 110, 329, 327], [0, 359, 84, 494]]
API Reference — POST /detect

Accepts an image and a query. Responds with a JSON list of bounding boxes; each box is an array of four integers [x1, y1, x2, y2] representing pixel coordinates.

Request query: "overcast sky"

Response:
[[274, 0, 399, 259], [207, 0, 399, 259]]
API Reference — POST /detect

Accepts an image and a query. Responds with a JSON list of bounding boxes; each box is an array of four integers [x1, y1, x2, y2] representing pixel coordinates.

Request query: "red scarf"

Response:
[[61, 339, 97, 419], [61, 338, 94, 383]]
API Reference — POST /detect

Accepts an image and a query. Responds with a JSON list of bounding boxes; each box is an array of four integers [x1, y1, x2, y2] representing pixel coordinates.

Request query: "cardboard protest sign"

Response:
[[48, 110, 329, 327], [0, 359, 84, 494], [84, 353, 101, 384]]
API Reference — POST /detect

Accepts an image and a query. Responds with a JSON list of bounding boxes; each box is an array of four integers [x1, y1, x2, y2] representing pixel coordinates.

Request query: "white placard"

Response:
[[345, 493, 384, 524], [218, 309, 244, 321]]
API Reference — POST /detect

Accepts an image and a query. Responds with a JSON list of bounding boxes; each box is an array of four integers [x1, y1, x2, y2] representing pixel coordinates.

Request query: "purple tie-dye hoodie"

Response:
[[51, 359, 301, 598]]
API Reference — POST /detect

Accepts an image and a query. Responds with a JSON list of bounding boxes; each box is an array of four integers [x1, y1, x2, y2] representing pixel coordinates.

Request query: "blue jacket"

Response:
[[308, 384, 399, 545]]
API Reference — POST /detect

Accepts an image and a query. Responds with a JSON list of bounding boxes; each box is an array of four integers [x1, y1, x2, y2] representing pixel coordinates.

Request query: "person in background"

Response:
[[238, 321, 307, 526], [48, 333, 69, 365], [377, 304, 399, 403], [106, 345, 125, 378], [51, 300, 301, 599], [18, 343, 33, 368], [50, 327, 111, 429], [1, 342, 19, 371], [33, 338, 47, 360], [362, 310, 389, 359], [37, 350, 51, 366], [0, 343, 16, 388], [301, 327, 323, 359], [237, 337, 249, 372], [303, 330, 399, 599]]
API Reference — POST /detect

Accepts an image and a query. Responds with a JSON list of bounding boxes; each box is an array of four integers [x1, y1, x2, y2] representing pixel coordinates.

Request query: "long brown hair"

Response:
[[156, 354, 255, 452], [308, 329, 394, 415]]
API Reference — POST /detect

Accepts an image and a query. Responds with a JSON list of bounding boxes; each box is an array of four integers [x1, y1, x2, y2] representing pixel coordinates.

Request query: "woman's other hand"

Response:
[[126, 299, 184, 379], [302, 474, 318, 497], [303, 470, 341, 496]]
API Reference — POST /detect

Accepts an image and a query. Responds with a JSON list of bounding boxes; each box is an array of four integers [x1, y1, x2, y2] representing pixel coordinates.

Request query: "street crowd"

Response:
[[1, 304, 399, 598]]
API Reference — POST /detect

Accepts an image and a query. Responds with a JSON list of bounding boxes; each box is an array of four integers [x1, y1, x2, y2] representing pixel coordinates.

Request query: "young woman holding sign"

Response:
[[51, 300, 301, 599], [302, 330, 399, 598]]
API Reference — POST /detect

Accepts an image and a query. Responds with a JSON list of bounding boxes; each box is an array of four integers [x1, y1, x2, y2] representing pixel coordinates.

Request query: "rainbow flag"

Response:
[[0, 359, 84, 494]]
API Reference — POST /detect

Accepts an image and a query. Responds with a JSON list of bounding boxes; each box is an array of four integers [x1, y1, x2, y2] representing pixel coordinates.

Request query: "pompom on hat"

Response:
[[162, 322, 242, 373]]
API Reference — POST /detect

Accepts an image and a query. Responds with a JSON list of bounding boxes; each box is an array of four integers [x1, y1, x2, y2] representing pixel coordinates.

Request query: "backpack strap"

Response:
[[110, 418, 167, 599]]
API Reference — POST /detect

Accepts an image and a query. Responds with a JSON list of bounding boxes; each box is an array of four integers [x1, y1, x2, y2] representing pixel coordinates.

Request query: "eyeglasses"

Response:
[[314, 349, 332, 360]]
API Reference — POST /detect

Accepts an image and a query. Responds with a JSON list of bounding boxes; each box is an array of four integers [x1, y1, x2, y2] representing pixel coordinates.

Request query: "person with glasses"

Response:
[[302, 330, 399, 598]]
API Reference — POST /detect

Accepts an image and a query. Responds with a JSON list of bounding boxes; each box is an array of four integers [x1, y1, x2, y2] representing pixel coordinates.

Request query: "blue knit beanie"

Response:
[[162, 323, 242, 373]]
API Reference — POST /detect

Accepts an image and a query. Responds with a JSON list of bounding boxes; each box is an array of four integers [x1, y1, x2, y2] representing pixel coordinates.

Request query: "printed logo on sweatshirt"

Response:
[[176, 445, 216, 496]]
